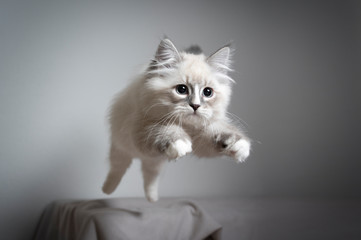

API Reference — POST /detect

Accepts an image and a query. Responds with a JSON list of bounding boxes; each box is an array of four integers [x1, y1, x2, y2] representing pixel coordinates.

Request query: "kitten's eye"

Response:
[[203, 87, 213, 97], [176, 84, 188, 95]]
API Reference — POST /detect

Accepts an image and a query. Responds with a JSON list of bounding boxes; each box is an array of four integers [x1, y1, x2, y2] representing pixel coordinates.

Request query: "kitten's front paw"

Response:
[[216, 134, 251, 162], [165, 139, 192, 160], [231, 139, 251, 163]]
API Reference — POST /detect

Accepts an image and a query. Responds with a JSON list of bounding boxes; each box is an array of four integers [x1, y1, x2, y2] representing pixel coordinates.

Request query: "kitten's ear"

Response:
[[207, 46, 232, 73], [154, 38, 180, 67]]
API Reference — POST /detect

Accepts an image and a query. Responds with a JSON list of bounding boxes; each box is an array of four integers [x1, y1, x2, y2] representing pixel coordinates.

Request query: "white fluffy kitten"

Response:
[[102, 38, 251, 202]]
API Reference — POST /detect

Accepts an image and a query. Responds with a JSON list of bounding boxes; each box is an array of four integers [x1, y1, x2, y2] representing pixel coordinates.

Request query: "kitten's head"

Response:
[[144, 38, 234, 126]]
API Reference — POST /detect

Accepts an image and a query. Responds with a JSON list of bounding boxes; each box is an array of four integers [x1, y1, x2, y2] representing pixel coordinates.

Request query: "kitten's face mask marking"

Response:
[[173, 82, 215, 120], [146, 38, 233, 125]]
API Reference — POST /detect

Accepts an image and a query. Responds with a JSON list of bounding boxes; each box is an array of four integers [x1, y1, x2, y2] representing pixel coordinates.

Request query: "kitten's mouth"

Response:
[[187, 111, 202, 119], [189, 111, 199, 116], [184, 109, 206, 119]]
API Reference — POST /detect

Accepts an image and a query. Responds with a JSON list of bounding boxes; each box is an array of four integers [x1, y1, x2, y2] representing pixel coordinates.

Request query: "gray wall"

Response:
[[0, 0, 360, 239]]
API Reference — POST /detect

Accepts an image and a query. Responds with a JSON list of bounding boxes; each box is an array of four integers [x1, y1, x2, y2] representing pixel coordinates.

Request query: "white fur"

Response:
[[165, 139, 192, 160], [232, 139, 251, 163], [102, 38, 251, 202]]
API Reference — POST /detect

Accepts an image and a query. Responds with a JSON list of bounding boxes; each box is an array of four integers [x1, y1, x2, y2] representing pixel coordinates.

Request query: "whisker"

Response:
[[226, 111, 249, 130], [145, 111, 176, 144], [143, 102, 167, 118]]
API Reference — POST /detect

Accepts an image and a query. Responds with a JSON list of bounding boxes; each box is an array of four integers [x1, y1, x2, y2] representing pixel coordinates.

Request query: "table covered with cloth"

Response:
[[33, 197, 361, 240]]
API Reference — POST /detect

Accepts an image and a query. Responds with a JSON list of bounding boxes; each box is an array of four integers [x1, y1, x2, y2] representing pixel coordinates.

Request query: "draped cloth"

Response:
[[33, 198, 222, 240]]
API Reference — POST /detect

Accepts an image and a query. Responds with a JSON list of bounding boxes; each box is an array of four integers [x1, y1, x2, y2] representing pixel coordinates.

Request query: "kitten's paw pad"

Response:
[[231, 139, 251, 163], [165, 139, 192, 160]]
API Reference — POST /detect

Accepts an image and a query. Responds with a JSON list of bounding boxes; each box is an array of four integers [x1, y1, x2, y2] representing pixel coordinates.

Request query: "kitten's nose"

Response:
[[190, 103, 200, 111]]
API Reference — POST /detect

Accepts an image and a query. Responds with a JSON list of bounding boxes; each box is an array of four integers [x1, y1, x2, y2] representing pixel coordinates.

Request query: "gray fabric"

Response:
[[34, 197, 361, 240], [33, 198, 222, 240]]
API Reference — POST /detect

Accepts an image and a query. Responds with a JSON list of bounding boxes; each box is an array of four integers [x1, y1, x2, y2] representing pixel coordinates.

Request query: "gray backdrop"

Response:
[[0, 0, 360, 239]]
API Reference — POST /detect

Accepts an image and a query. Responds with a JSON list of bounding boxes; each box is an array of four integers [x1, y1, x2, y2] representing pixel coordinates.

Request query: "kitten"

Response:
[[102, 38, 251, 202]]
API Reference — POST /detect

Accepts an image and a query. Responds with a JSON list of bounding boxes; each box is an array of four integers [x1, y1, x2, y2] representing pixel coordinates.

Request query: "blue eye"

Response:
[[176, 84, 188, 95], [203, 87, 213, 97]]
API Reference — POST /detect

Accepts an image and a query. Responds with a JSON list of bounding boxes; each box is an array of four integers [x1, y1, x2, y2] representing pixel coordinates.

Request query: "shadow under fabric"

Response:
[[33, 198, 222, 240]]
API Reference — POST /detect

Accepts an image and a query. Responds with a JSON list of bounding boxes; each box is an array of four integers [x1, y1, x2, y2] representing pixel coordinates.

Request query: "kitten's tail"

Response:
[[102, 145, 132, 194]]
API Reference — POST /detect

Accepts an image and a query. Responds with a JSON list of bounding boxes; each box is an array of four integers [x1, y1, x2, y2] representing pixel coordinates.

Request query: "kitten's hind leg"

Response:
[[102, 144, 132, 195], [141, 158, 167, 202]]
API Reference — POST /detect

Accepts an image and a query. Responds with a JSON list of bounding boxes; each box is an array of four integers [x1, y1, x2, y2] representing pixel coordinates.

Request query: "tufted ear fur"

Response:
[[207, 46, 232, 74], [154, 38, 180, 68]]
